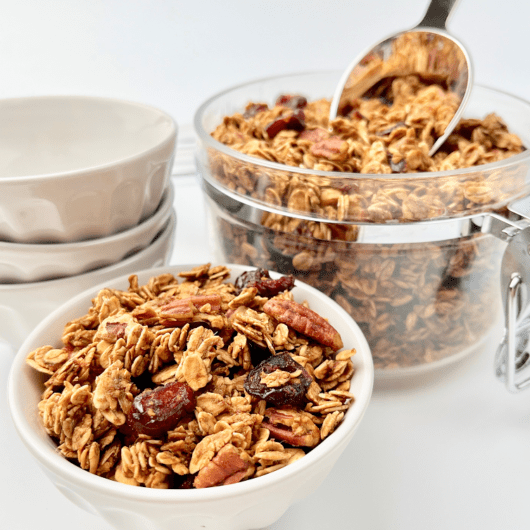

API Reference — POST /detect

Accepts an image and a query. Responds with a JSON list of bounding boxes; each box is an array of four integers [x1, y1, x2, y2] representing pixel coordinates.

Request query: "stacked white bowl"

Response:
[[0, 96, 177, 348]]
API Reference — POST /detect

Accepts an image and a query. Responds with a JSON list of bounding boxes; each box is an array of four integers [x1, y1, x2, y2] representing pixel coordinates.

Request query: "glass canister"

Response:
[[194, 72, 530, 381]]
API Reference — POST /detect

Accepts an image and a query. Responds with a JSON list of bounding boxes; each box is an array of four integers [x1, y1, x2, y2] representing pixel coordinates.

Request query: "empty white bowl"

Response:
[[0, 211, 175, 348], [0, 183, 174, 283], [0, 96, 177, 243], [8, 264, 373, 530]]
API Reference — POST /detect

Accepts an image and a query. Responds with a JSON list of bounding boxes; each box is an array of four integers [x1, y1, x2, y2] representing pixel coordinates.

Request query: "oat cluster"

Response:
[[206, 76, 526, 370], [27, 264, 357, 489]]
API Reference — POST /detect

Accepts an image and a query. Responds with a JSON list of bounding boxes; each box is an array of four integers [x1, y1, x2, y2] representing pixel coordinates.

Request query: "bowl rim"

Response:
[[194, 70, 530, 182], [8, 263, 374, 503], [0, 94, 177, 183], [0, 211, 176, 292], [0, 183, 174, 252]]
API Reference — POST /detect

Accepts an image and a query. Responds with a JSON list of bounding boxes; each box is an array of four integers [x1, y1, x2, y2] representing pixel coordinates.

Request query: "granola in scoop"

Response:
[[27, 265, 357, 489]]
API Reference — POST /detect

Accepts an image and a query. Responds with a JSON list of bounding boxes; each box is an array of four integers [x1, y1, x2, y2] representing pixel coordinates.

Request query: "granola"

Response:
[[204, 75, 526, 370], [210, 75, 525, 224], [27, 265, 358, 489], [210, 211, 505, 370]]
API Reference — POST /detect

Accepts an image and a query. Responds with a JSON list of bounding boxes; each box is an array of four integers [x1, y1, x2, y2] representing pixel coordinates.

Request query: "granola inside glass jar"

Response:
[[194, 72, 530, 376]]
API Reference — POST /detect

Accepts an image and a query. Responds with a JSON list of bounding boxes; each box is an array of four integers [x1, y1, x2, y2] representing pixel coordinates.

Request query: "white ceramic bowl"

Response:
[[0, 211, 175, 349], [8, 264, 373, 530], [0, 96, 177, 243], [0, 183, 174, 283]]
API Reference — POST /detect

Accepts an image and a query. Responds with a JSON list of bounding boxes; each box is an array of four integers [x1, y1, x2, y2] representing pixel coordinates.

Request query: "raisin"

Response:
[[124, 381, 196, 438], [275, 94, 308, 110], [244, 352, 312, 407], [265, 110, 305, 139], [234, 268, 295, 297]]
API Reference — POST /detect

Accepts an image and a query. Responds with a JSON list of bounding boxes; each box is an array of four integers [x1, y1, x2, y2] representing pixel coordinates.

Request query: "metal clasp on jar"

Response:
[[481, 196, 530, 392]]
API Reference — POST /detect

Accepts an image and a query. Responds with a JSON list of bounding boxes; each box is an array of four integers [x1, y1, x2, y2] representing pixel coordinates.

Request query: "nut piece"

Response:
[[125, 381, 196, 438], [158, 294, 222, 322], [263, 408, 320, 448], [310, 136, 347, 160], [193, 444, 249, 489], [263, 299, 343, 351]]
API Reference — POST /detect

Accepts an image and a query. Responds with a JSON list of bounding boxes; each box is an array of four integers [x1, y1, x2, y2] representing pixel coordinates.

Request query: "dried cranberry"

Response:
[[248, 341, 271, 368], [235, 268, 264, 291], [243, 103, 268, 119], [275, 94, 308, 110], [234, 268, 295, 297], [244, 352, 312, 407], [125, 381, 196, 438], [265, 110, 306, 139], [173, 473, 197, 489]]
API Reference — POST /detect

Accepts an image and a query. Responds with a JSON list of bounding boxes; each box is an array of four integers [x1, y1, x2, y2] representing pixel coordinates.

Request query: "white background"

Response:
[[1, 0, 529, 128], [2, 1, 530, 529]]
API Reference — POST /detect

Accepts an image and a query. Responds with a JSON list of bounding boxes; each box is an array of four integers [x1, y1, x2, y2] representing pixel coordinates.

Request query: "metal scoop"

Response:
[[330, 0, 472, 156]]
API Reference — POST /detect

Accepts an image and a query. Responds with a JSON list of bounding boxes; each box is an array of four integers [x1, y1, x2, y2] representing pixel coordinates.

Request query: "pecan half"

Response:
[[159, 294, 222, 319], [263, 408, 320, 447], [310, 136, 347, 160], [193, 444, 249, 489], [263, 299, 343, 351]]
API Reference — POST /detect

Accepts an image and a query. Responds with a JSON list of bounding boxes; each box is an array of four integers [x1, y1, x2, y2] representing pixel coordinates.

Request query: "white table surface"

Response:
[[2, 173, 529, 530]]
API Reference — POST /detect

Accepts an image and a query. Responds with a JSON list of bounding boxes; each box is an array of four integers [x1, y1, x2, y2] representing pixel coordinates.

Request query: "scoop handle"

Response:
[[417, 0, 460, 30]]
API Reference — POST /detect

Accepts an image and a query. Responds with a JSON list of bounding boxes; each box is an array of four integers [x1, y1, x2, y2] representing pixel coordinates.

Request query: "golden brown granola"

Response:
[[27, 264, 357, 489], [213, 75, 523, 172], [206, 74, 525, 371], [211, 213, 505, 370], [210, 74, 524, 224]]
